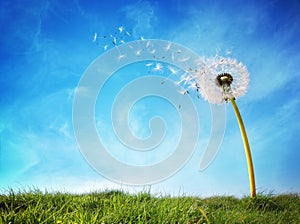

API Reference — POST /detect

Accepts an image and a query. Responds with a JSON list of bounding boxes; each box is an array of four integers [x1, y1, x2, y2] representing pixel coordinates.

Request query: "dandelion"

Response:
[[195, 56, 256, 197], [196, 56, 249, 104]]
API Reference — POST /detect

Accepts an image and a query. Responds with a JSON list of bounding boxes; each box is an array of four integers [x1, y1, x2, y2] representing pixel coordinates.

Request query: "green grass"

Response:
[[0, 189, 299, 223]]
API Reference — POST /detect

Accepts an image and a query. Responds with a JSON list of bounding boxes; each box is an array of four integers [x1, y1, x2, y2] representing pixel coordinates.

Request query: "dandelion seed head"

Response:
[[195, 56, 249, 104]]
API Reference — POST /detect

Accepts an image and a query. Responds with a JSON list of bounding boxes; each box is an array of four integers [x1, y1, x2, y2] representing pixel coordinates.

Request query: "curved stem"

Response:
[[230, 98, 256, 197]]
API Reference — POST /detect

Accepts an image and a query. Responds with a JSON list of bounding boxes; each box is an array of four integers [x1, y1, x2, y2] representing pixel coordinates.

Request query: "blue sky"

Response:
[[1, 0, 300, 197]]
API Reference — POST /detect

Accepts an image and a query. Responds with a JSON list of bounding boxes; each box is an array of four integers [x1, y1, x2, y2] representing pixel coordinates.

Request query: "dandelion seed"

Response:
[[188, 81, 199, 91], [150, 49, 156, 54], [146, 41, 150, 48], [135, 49, 142, 56], [226, 50, 232, 55], [178, 89, 189, 95], [141, 36, 144, 40], [118, 26, 124, 33], [168, 66, 178, 75], [103, 45, 108, 51], [118, 54, 126, 60], [145, 62, 153, 67], [93, 32, 97, 42], [120, 40, 125, 44], [112, 37, 117, 46], [153, 63, 163, 72], [178, 56, 190, 62], [164, 42, 172, 51], [177, 73, 192, 86]]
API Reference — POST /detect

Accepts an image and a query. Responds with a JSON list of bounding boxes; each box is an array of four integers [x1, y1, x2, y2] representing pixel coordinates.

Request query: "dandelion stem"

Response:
[[230, 98, 256, 197]]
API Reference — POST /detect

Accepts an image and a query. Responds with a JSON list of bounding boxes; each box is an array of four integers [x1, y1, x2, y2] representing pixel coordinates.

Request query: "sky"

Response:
[[0, 0, 300, 197]]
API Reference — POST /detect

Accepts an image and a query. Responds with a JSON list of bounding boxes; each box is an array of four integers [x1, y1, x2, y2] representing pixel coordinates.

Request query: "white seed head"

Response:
[[194, 56, 249, 104]]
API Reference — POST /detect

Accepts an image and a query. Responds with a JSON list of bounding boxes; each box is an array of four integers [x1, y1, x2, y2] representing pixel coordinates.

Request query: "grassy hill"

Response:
[[1, 189, 299, 223]]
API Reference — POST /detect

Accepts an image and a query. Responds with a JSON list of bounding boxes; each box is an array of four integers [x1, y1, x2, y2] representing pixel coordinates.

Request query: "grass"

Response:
[[0, 189, 299, 223]]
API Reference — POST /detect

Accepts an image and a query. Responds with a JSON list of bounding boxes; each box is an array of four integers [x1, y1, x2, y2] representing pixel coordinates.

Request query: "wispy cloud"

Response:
[[122, 0, 156, 38], [58, 122, 72, 139]]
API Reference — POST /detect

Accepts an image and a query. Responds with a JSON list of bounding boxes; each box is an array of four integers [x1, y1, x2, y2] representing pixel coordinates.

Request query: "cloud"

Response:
[[58, 122, 72, 139], [122, 0, 156, 38], [248, 97, 300, 152], [0, 128, 40, 185]]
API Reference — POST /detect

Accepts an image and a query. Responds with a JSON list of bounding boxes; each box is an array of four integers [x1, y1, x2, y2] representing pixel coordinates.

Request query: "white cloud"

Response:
[[122, 0, 156, 38], [58, 122, 72, 139], [248, 97, 300, 151]]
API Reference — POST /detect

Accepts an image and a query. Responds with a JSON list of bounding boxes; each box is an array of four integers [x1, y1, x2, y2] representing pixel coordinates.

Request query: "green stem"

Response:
[[230, 98, 256, 197]]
